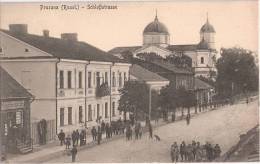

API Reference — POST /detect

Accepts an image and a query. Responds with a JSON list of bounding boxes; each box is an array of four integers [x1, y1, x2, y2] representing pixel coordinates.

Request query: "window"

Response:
[[78, 71, 82, 88], [16, 111, 23, 125], [105, 102, 108, 118], [88, 105, 92, 121], [59, 71, 64, 89], [119, 72, 122, 87], [201, 57, 204, 64], [88, 72, 92, 88], [112, 72, 116, 87], [25, 48, 29, 52], [60, 108, 64, 126], [96, 72, 100, 87], [105, 72, 108, 83], [67, 71, 72, 89], [112, 102, 115, 116], [96, 104, 99, 118], [68, 107, 72, 125], [79, 106, 83, 123]]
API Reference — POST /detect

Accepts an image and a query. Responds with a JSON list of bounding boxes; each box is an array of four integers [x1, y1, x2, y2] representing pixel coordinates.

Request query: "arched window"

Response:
[[201, 57, 204, 64]]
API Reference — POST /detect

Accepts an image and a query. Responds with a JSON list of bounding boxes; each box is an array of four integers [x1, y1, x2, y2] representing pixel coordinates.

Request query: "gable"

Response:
[[134, 45, 172, 58], [0, 31, 52, 58]]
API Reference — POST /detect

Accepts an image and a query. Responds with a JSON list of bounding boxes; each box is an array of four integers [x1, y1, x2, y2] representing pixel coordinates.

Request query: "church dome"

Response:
[[143, 15, 169, 34], [200, 19, 215, 33]]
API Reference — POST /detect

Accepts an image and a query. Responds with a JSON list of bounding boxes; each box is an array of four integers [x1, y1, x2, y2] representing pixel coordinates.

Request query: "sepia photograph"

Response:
[[0, 0, 259, 163]]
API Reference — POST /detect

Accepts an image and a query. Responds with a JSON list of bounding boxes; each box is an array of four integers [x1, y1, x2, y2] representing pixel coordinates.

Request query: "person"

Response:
[[101, 120, 105, 133], [186, 144, 194, 162], [71, 145, 77, 162], [207, 143, 214, 161], [58, 129, 65, 146], [134, 123, 139, 140], [191, 140, 197, 160], [214, 144, 221, 159], [75, 129, 80, 146], [180, 141, 186, 161], [97, 126, 102, 145], [195, 142, 203, 162], [71, 131, 76, 146], [105, 123, 109, 139], [65, 135, 71, 149], [148, 122, 153, 139], [186, 113, 191, 125], [171, 142, 179, 162], [79, 130, 85, 146], [171, 112, 175, 122], [91, 126, 97, 141]]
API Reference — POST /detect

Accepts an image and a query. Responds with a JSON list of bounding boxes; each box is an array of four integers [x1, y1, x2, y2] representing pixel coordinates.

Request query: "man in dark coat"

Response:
[[79, 130, 85, 146], [71, 131, 76, 146], [186, 113, 191, 125], [105, 123, 109, 138], [71, 145, 77, 162], [91, 126, 97, 141], [58, 129, 65, 146], [148, 122, 153, 139], [213, 144, 221, 159], [75, 130, 80, 146], [180, 141, 186, 161], [97, 126, 102, 145], [101, 121, 105, 133]]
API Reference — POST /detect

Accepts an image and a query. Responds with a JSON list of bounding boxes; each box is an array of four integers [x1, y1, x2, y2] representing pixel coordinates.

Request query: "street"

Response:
[[48, 100, 258, 163]]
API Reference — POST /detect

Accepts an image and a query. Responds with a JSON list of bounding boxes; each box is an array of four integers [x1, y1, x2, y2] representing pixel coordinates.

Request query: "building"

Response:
[[129, 64, 169, 92], [133, 59, 194, 90], [0, 66, 33, 154], [109, 13, 217, 78], [194, 78, 214, 107], [0, 24, 131, 144]]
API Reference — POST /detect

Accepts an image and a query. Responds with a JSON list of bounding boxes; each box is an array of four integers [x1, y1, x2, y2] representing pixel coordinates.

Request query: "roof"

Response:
[[1, 29, 127, 63], [143, 15, 169, 34], [197, 38, 209, 50], [130, 64, 169, 82], [194, 78, 213, 90], [0, 66, 33, 99], [108, 46, 142, 54], [167, 44, 198, 52], [200, 20, 216, 33], [151, 60, 193, 74]]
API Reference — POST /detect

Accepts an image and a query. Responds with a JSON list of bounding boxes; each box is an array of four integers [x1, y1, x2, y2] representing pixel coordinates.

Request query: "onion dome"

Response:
[[200, 17, 215, 33], [143, 14, 169, 34]]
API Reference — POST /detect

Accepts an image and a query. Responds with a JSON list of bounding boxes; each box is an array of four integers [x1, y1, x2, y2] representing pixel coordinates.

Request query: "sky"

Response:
[[0, 0, 258, 52]]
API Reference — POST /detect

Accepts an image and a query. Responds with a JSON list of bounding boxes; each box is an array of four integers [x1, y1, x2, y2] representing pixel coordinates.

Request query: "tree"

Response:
[[216, 47, 258, 98], [118, 81, 149, 120]]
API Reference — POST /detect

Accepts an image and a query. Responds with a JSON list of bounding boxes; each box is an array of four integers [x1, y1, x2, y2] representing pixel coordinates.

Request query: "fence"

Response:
[[31, 119, 56, 145]]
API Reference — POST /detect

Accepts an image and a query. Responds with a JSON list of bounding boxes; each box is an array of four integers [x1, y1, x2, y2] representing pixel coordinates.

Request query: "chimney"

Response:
[[43, 30, 49, 37], [9, 24, 28, 34], [61, 33, 78, 42]]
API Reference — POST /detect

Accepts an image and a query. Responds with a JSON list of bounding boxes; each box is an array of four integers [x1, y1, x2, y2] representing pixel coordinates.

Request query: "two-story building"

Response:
[[0, 24, 131, 143]]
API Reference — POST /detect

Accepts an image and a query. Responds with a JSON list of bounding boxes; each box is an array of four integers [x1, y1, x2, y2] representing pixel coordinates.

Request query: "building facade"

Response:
[[0, 24, 131, 141], [109, 13, 217, 78]]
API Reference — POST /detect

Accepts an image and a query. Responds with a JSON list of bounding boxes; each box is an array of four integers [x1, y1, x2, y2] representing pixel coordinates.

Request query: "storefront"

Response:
[[0, 67, 33, 155]]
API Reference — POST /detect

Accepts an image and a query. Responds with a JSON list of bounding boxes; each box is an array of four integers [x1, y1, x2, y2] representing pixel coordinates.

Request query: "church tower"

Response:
[[200, 14, 216, 50]]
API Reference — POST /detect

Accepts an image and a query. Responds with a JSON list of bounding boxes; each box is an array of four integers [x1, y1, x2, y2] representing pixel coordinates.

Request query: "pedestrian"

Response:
[[207, 143, 214, 161], [91, 126, 97, 141], [213, 144, 221, 159], [65, 135, 71, 149], [191, 140, 197, 160], [134, 123, 139, 140], [180, 141, 186, 161], [105, 123, 109, 138], [75, 129, 80, 146], [109, 125, 113, 138], [171, 142, 179, 162], [79, 130, 85, 146], [97, 126, 102, 145], [71, 145, 77, 162], [58, 129, 65, 146], [71, 131, 76, 146], [148, 122, 153, 139], [186, 113, 191, 125], [186, 144, 194, 162], [195, 142, 203, 162], [101, 120, 105, 133]]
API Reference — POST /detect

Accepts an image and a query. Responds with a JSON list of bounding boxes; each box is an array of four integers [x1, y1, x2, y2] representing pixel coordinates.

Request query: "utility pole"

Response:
[[149, 85, 152, 121]]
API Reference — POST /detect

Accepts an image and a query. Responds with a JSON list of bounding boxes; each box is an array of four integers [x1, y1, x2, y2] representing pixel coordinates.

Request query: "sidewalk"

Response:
[[6, 103, 228, 163]]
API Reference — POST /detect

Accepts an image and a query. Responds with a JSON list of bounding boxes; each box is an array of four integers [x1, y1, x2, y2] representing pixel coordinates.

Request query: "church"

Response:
[[109, 13, 217, 78]]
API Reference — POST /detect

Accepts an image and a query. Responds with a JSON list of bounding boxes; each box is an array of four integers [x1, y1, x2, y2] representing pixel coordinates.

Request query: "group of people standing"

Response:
[[170, 140, 221, 162], [125, 122, 143, 140], [58, 129, 87, 150]]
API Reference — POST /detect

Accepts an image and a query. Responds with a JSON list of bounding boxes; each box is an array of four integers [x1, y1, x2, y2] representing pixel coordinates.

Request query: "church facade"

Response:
[[109, 13, 217, 78]]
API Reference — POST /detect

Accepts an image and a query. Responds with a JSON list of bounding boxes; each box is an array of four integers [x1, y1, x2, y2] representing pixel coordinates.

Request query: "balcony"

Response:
[[96, 82, 110, 97]]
